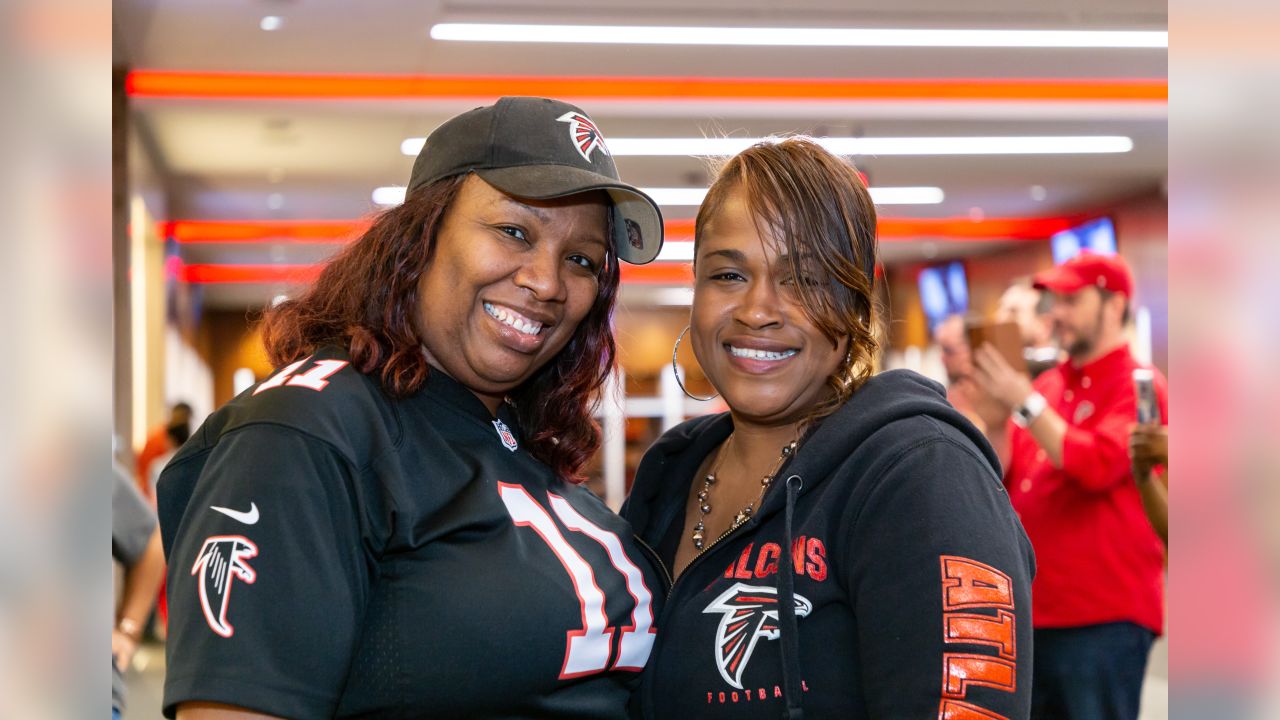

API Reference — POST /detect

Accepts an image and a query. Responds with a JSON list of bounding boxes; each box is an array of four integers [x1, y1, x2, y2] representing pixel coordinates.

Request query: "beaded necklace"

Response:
[[691, 435, 799, 550]]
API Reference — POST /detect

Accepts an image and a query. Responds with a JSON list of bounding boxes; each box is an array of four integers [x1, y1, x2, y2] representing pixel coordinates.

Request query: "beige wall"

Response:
[[201, 310, 274, 409], [1113, 193, 1169, 373]]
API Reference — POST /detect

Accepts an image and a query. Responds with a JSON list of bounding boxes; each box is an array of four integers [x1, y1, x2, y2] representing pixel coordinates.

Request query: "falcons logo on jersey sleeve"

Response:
[[703, 583, 812, 689], [190, 535, 259, 638], [556, 111, 609, 162]]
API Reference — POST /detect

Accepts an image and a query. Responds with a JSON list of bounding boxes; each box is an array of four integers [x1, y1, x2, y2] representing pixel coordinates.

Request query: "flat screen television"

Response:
[[918, 261, 969, 331], [1051, 216, 1117, 264]]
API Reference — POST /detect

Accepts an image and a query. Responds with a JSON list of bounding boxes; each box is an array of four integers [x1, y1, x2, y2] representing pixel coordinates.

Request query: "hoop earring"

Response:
[[834, 343, 857, 392], [672, 325, 719, 401]]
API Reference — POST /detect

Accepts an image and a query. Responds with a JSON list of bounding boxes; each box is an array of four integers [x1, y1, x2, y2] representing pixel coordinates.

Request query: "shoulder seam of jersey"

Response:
[[218, 420, 365, 474]]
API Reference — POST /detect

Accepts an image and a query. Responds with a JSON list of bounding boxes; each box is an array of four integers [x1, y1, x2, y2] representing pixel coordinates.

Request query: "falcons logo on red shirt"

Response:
[[190, 535, 258, 638], [703, 583, 812, 689], [557, 111, 609, 162]]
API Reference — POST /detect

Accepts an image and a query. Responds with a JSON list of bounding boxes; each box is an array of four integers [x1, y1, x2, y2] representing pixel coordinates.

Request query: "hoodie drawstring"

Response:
[[778, 474, 805, 720]]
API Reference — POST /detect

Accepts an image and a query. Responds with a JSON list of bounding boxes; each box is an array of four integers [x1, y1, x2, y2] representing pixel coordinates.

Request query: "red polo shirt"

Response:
[[1004, 344, 1167, 634]]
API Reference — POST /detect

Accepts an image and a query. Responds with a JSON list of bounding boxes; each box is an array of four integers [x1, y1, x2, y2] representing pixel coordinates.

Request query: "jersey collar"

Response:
[[423, 367, 521, 432]]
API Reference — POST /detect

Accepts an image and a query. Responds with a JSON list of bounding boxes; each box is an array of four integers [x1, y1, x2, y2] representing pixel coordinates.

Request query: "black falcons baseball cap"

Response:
[[407, 96, 664, 265]]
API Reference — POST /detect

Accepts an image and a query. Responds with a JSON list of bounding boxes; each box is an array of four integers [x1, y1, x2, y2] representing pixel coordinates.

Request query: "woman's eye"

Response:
[[499, 226, 528, 243], [569, 254, 600, 271], [709, 271, 745, 282]]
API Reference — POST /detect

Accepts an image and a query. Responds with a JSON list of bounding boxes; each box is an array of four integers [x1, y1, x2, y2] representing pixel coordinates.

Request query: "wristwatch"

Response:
[[116, 617, 143, 641], [1011, 392, 1047, 428]]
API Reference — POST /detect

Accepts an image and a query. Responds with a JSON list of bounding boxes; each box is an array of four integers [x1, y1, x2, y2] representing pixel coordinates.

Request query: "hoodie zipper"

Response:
[[631, 535, 672, 594], [664, 514, 759, 600], [634, 518, 759, 720]]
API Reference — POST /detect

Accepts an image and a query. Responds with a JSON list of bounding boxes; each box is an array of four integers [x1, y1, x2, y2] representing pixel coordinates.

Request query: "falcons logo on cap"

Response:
[[703, 583, 812, 689], [190, 535, 258, 638], [557, 111, 609, 162]]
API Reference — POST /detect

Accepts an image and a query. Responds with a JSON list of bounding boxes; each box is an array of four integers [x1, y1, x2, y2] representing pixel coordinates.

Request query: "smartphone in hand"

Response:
[[966, 320, 1028, 374], [1133, 368, 1161, 424]]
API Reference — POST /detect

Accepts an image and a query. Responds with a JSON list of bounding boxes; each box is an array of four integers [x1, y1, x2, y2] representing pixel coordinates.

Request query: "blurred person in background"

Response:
[[156, 98, 666, 719], [135, 400, 192, 501], [113, 464, 165, 719], [623, 138, 1033, 719], [993, 278, 1059, 379], [933, 314, 1009, 435], [933, 314, 978, 416], [972, 251, 1167, 720], [133, 400, 192, 640], [1129, 424, 1168, 544]]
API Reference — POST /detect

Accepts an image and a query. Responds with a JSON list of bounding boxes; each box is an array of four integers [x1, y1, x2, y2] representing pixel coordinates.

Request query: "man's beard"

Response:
[[167, 423, 191, 445], [1066, 335, 1094, 359], [1063, 304, 1105, 360]]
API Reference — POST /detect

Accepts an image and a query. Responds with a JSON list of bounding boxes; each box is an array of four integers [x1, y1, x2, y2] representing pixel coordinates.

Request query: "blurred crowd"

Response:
[[907, 252, 1171, 717]]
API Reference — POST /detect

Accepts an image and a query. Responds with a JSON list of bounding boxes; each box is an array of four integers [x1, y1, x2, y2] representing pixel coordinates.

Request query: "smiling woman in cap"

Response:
[[156, 97, 666, 719]]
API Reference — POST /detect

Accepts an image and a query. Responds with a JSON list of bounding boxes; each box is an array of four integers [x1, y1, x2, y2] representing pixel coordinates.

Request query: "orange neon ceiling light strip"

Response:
[[621, 263, 693, 285], [127, 71, 1166, 103], [179, 262, 692, 285], [175, 215, 1079, 285], [661, 217, 1084, 242], [166, 216, 1079, 245], [179, 264, 324, 284], [161, 219, 371, 243]]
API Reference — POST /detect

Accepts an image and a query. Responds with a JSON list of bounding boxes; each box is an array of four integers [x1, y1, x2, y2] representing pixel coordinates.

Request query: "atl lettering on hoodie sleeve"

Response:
[[844, 437, 1033, 720], [160, 424, 372, 719]]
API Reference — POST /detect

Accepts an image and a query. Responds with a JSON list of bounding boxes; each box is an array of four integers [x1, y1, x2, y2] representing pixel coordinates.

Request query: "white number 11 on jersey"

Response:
[[497, 483, 656, 679]]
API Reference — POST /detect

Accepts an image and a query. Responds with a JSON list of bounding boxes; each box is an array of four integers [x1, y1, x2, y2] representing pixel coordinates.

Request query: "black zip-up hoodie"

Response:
[[623, 370, 1035, 719]]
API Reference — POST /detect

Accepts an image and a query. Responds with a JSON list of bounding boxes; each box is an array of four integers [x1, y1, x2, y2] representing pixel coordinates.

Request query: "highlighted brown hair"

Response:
[[695, 137, 880, 419], [260, 174, 620, 481]]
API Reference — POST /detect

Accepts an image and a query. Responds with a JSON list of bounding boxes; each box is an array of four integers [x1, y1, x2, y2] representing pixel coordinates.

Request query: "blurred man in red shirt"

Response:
[[134, 401, 191, 501], [974, 252, 1167, 720]]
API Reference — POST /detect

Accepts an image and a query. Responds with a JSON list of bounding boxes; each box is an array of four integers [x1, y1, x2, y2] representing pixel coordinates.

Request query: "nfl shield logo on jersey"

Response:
[[492, 419, 518, 452]]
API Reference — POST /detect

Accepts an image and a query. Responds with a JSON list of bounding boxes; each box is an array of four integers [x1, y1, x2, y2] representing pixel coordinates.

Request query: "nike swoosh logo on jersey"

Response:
[[210, 502, 259, 525]]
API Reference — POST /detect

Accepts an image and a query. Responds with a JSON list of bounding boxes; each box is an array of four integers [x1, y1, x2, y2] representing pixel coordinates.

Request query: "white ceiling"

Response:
[[115, 0, 1167, 309]]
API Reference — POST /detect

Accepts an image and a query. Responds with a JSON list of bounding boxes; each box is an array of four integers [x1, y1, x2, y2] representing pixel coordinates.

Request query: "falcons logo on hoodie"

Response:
[[556, 111, 609, 162], [190, 535, 258, 638], [703, 583, 812, 689]]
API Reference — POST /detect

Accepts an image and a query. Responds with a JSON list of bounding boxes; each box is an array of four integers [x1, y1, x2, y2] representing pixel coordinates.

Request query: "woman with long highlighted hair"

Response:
[[623, 138, 1034, 719]]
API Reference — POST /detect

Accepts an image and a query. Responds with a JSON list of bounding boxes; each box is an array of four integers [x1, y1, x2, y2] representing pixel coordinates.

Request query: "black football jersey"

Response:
[[157, 346, 665, 719]]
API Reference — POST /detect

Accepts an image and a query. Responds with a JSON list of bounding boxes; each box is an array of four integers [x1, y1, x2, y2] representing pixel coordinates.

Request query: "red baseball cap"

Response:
[[1033, 251, 1134, 299]]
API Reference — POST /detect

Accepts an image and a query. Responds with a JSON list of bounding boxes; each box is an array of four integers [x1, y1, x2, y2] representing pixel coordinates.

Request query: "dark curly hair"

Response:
[[694, 137, 881, 422], [260, 174, 620, 481]]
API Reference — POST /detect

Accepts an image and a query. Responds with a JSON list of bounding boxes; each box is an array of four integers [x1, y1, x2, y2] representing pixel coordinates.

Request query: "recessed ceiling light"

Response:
[[1030, 185, 1048, 201], [260, 16, 284, 32], [400, 138, 425, 156], [869, 187, 945, 205], [375, 185, 943, 208], [372, 186, 407, 206], [639, 188, 708, 206], [605, 136, 1135, 156], [644, 186, 942, 205], [655, 243, 695, 263], [401, 135, 1133, 157], [430, 23, 1167, 49]]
